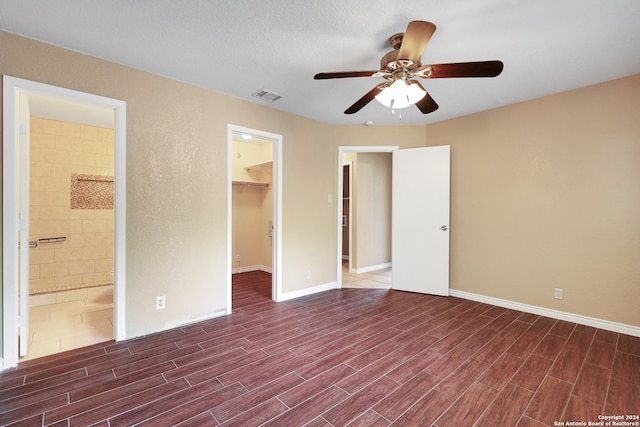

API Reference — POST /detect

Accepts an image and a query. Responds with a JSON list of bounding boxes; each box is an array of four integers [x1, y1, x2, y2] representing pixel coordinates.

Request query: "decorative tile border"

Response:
[[70, 174, 114, 209]]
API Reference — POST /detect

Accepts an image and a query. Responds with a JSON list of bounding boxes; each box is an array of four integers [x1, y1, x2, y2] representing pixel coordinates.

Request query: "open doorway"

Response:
[[341, 161, 352, 266], [25, 109, 115, 360], [2, 76, 126, 370], [338, 147, 396, 289], [226, 125, 282, 313], [338, 144, 451, 296]]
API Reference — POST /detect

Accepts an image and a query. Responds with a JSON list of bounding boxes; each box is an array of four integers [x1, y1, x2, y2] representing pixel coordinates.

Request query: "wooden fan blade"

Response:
[[344, 85, 384, 114], [314, 71, 378, 80], [423, 60, 504, 78], [397, 21, 436, 63], [411, 81, 439, 114]]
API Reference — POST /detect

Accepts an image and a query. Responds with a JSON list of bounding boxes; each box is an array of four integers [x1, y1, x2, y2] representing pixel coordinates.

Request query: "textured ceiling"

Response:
[[1, 0, 639, 126]]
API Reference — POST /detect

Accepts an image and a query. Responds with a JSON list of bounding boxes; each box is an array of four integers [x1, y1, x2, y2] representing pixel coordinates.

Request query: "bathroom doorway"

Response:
[[2, 76, 126, 369], [25, 109, 115, 360]]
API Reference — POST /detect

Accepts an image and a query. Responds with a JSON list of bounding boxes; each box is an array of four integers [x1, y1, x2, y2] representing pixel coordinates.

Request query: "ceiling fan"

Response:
[[314, 21, 504, 116]]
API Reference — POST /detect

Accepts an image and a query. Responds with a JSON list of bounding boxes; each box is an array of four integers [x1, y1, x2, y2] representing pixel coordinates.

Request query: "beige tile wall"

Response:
[[29, 117, 115, 295]]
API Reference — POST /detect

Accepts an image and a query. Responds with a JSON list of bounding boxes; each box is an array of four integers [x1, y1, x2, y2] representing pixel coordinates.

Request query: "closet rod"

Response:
[[232, 181, 270, 188]]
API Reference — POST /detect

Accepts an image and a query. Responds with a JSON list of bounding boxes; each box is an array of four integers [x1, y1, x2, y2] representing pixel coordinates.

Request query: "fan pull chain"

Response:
[[399, 94, 411, 120], [389, 99, 402, 120]]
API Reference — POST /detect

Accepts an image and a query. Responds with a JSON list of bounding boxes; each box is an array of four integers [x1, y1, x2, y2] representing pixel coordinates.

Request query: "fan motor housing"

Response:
[[380, 33, 422, 73]]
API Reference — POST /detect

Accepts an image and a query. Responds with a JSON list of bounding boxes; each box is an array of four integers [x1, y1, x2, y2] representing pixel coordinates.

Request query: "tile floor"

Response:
[[341, 261, 392, 289], [2, 271, 638, 426], [21, 262, 385, 362], [23, 286, 114, 361]]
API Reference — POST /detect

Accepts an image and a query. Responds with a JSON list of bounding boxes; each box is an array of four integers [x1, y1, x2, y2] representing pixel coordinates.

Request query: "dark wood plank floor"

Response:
[[1, 271, 639, 426]]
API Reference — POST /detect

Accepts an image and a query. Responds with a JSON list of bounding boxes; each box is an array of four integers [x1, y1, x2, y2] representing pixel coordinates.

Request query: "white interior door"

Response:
[[18, 93, 30, 357], [392, 145, 450, 296]]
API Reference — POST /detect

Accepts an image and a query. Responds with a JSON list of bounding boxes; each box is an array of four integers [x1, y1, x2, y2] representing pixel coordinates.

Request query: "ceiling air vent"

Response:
[[251, 89, 282, 102]]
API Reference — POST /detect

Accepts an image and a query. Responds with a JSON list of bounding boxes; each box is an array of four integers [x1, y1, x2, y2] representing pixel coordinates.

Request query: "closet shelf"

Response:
[[232, 180, 270, 188]]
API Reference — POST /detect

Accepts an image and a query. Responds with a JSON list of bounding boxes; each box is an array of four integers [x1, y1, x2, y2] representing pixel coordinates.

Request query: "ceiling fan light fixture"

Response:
[[315, 21, 502, 116], [375, 79, 426, 110]]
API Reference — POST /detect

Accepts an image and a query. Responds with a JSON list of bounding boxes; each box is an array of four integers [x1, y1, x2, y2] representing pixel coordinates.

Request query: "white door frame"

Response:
[[227, 125, 282, 312], [17, 92, 30, 358], [342, 160, 353, 271], [336, 146, 398, 287], [2, 76, 127, 370]]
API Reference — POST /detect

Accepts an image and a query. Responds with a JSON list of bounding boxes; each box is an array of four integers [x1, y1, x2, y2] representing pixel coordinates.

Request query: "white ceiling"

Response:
[[1, 0, 639, 126]]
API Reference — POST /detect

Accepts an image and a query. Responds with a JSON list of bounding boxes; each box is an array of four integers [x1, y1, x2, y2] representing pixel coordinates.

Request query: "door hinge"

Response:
[[17, 314, 26, 329]]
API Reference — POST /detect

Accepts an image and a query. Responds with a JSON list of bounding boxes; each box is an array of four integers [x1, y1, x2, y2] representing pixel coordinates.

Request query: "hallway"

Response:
[[341, 261, 391, 289]]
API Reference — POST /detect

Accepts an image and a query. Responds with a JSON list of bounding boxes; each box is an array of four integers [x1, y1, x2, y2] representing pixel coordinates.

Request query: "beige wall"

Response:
[[354, 152, 392, 269], [29, 117, 114, 294], [232, 139, 273, 271], [427, 74, 640, 327], [1, 29, 637, 347], [0, 31, 428, 339]]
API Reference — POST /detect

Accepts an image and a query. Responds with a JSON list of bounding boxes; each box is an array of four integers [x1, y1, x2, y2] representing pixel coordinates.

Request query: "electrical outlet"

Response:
[[306, 270, 311, 280], [554, 288, 563, 300], [235, 254, 240, 262], [156, 295, 166, 310]]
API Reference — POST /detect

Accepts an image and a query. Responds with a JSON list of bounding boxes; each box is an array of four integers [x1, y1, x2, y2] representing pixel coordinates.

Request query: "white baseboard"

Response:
[[232, 265, 272, 274], [450, 289, 640, 338], [354, 262, 392, 274], [184, 309, 228, 325], [278, 281, 339, 302]]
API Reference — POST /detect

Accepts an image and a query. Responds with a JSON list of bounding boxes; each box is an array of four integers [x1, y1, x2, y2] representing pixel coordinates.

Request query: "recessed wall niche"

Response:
[[70, 174, 114, 209]]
